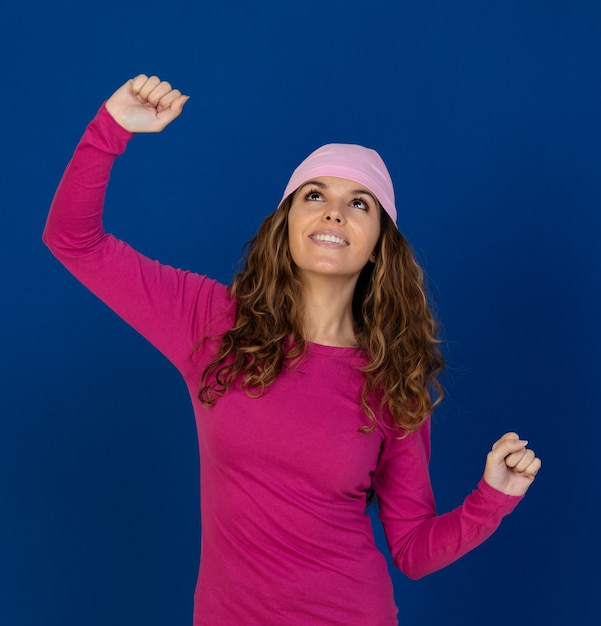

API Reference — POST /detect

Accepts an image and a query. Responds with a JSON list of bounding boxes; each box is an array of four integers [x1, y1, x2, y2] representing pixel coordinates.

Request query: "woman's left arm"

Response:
[[372, 421, 541, 580]]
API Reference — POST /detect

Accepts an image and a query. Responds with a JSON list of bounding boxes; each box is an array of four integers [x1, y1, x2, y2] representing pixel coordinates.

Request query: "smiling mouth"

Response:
[[309, 234, 349, 246]]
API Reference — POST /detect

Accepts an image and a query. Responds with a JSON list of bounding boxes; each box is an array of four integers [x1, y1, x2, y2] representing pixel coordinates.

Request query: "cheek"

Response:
[[365, 224, 381, 256]]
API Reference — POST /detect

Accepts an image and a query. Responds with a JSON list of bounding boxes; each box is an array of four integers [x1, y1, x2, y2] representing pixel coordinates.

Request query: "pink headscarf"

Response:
[[280, 143, 397, 225]]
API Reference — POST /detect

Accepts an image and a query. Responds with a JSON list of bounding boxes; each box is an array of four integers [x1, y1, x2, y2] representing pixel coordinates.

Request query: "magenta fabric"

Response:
[[43, 105, 522, 626], [281, 143, 398, 224]]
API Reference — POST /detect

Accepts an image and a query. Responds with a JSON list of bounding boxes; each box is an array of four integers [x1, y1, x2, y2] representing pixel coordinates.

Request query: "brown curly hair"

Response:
[[198, 195, 444, 433]]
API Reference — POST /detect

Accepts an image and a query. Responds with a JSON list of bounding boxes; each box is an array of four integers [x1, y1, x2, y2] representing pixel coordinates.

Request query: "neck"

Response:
[[300, 274, 358, 347]]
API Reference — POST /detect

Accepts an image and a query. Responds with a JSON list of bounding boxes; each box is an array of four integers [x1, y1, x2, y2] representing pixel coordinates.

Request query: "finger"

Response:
[[156, 94, 190, 124], [491, 432, 520, 451], [507, 450, 541, 476], [522, 456, 542, 478], [147, 81, 175, 107], [488, 435, 527, 464], [137, 75, 162, 101], [130, 74, 150, 95], [155, 88, 182, 112], [505, 448, 534, 472]]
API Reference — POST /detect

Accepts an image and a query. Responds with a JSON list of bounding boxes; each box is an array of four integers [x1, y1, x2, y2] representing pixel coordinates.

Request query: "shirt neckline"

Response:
[[306, 341, 365, 356]]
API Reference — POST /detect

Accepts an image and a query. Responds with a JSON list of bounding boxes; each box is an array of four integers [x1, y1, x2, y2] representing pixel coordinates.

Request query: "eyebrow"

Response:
[[298, 180, 378, 204]]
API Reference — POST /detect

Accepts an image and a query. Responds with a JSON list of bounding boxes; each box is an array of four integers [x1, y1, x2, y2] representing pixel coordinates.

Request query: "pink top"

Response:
[[43, 105, 522, 626]]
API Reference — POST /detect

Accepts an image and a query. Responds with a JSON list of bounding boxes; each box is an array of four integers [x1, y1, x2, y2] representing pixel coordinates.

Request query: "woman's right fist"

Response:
[[105, 74, 190, 133]]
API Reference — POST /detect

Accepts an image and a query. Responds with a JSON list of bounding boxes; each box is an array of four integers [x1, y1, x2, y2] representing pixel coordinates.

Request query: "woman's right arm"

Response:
[[43, 76, 230, 370]]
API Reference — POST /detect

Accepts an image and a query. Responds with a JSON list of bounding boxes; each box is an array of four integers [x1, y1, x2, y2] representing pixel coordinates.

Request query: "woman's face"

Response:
[[287, 176, 381, 284]]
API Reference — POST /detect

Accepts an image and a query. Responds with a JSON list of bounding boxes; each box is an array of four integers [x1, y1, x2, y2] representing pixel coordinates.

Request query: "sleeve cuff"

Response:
[[83, 103, 135, 155], [477, 477, 523, 514]]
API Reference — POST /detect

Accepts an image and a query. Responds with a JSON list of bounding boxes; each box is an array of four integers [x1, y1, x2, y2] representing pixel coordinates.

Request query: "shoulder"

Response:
[[194, 276, 236, 328], [376, 415, 432, 464]]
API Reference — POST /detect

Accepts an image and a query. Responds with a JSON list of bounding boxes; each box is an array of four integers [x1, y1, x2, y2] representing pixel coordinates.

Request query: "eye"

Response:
[[305, 189, 324, 201], [350, 197, 370, 211]]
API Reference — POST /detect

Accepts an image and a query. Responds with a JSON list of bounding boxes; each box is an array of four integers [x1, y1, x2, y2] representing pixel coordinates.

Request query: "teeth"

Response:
[[312, 234, 348, 246]]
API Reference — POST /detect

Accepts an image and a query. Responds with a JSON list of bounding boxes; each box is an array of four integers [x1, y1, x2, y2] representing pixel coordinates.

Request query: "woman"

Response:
[[44, 75, 541, 625]]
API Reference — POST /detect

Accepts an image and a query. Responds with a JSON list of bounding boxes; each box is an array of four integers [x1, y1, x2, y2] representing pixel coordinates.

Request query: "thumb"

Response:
[[155, 94, 190, 128], [488, 432, 528, 465]]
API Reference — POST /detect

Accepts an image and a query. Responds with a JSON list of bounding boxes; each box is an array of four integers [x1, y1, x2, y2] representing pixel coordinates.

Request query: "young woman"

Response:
[[44, 75, 541, 625]]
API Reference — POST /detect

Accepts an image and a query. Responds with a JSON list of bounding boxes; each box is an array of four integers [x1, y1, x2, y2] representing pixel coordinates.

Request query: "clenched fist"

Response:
[[105, 74, 190, 133], [484, 432, 542, 497]]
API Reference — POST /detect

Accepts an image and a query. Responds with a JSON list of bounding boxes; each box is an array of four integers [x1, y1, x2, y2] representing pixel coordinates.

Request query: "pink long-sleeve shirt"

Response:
[[43, 105, 522, 625]]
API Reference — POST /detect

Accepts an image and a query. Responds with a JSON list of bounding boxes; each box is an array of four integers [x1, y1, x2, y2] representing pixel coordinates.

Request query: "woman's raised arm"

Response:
[[43, 76, 227, 372]]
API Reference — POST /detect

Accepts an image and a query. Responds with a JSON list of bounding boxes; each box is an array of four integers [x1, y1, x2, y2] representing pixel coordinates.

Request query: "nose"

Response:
[[322, 204, 345, 224]]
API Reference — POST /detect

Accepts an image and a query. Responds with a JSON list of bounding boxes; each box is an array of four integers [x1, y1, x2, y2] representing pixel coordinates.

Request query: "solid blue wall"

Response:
[[1, 1, 599, 624]]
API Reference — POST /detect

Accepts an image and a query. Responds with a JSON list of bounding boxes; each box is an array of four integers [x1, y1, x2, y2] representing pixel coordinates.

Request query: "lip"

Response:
[[308, 229, 350, 247]]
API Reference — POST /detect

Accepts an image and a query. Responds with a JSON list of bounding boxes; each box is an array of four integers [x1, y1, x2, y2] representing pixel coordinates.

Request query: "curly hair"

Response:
[[198, 196, 444, 433]]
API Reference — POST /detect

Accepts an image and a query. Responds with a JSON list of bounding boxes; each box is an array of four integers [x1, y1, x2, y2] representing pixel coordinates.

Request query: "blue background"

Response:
[[1, 1, 599, 624]]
